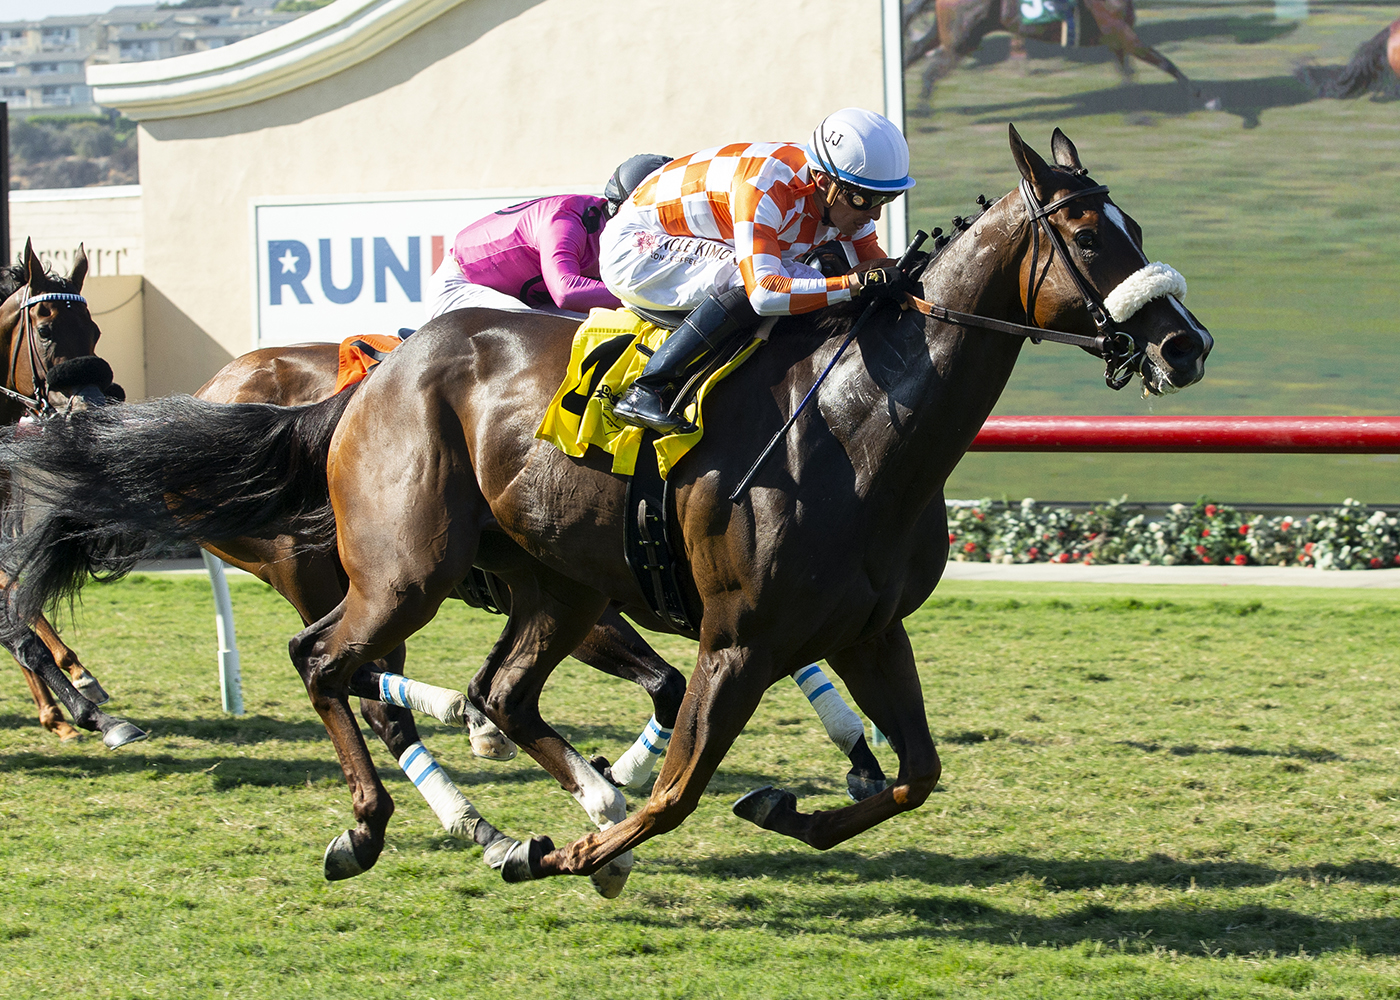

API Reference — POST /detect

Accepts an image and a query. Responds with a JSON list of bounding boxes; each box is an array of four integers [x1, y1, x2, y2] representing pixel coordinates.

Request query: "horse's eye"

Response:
[[1073, 229, 1097, 251]]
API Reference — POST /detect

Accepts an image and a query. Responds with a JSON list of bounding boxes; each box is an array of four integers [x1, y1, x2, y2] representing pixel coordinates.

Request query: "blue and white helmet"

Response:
[[804, 108, 916, 193]]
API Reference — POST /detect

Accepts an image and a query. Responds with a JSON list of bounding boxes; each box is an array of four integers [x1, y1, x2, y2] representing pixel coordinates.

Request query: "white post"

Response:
[[882, 0, 910, 253], [202, 550, 243, 715]]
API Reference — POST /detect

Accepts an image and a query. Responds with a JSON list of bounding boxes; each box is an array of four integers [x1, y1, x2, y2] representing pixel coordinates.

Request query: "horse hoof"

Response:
[[469, 725, 518, 761], [482, 836, 519, 870], [323, 830, 367, 881], [75, 671, 110, 705], [589, 851, 633, 899], [500, 835, 553, 884], [846, 773, 888, 802], [732, 785, 796, 830], [101, 721, 147, 749]]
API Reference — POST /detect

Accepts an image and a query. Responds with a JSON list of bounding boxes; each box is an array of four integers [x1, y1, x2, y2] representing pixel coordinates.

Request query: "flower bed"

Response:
[[945, 498, 1400, 570]]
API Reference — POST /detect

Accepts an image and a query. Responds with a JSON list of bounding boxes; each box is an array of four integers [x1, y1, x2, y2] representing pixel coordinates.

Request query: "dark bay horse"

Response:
[[905, 0, 1191, 114], [0, 127, 1211, 894], [0, 242, 137, 746], [1297, 17, 1400, 99], [192, 343, 886, 857]]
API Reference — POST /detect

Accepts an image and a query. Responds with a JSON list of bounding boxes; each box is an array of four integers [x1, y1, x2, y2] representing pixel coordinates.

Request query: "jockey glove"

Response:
[[853, 266, 912, 302]]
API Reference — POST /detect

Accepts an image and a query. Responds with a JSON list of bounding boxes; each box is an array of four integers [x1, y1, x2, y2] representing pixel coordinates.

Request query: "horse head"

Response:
[[1008, 124, 1212, 396], [0, 240, 118, 414]]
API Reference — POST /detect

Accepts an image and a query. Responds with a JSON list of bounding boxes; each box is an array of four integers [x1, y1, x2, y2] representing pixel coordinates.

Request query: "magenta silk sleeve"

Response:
[[538, 204, 620, 311]]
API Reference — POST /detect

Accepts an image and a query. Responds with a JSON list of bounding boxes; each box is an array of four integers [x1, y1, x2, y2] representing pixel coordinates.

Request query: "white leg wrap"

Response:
[[562, 747, 633, 888], [397, 742, 482, 841], [607, 715, 672, 787], [378, 672, 471, 727], [792, 663, 865, 756]]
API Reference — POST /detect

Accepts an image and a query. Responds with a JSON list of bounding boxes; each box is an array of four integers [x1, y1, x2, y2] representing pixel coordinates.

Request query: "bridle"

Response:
[[904, 178, 1144, 391], [0, 290, 89, 416]]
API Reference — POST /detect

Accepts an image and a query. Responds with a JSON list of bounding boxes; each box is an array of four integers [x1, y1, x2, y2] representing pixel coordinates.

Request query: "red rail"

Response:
[[970, 416, 1400, 453]]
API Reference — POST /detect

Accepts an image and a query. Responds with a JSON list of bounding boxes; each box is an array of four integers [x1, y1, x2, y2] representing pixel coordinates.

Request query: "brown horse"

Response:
[[193, 343, 886, 849], [905, 0, 1191, 114], [0, 241, 132, 743], [0, 126, 1210, 894], [1296, 17, 1400, 99], [0, 241, 143, 748]]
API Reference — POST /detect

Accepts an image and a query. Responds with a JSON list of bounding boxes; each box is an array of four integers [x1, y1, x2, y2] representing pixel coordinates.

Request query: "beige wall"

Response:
[[85, 275, 148, 401], [9, 188, 143, 278], [136, 0, 886, 395]]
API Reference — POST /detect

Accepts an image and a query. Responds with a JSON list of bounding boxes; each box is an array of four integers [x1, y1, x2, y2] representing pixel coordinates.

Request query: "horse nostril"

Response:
[[1160, 331, 1202, 368]]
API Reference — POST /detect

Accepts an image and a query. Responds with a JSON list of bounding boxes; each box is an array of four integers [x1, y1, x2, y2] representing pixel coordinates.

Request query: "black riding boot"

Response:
[[612, 287, 758, 434]]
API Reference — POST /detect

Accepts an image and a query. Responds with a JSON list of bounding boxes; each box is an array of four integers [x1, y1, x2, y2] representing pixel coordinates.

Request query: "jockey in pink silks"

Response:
[[424, 155, 673, 321]]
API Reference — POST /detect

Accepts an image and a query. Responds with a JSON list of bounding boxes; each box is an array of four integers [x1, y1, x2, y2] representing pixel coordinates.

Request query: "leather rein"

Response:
[[903, 178, 1143, 391], [1, 290, 86, 416]]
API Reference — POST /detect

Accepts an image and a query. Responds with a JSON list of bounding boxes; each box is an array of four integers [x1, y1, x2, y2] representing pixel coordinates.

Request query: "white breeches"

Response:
[[599, 202, 823, 311]]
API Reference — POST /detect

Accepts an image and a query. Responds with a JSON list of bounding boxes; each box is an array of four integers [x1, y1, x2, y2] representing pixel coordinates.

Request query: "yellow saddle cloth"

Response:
[[535, 307, 761, 479]]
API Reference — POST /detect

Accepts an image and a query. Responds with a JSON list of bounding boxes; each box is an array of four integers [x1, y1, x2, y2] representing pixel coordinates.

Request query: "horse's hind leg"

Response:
[[568, 605, 686, 788], [18, 664, 80, 741], [790, 663, 887, 801], [732, 622, 941, 851]]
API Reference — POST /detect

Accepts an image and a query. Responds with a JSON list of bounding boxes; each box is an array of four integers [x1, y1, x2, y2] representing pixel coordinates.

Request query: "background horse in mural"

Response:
[[0, 127, 1210, 896], [904, 0, 1192, 113], [0, 241, 137, 745], [1296, 17, 1400, 99]]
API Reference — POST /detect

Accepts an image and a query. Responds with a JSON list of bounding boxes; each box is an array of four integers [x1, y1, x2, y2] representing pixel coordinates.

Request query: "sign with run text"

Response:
[[250, 189, 583, 349]]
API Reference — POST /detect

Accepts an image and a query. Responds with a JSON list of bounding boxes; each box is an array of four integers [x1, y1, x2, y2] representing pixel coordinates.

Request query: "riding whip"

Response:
[[729, 231, 929, 502]]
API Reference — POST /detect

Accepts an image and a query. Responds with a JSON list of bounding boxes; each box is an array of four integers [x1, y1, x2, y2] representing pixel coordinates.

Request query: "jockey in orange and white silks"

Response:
[[602, 108, 918, 436]]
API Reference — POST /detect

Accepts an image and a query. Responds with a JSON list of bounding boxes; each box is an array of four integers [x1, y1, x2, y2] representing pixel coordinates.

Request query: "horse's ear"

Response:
[[1050, 128, 1083, 172], [70, 244, 88, 292], [1008, 123, 1053, 197], [23, 239, 44, 288]]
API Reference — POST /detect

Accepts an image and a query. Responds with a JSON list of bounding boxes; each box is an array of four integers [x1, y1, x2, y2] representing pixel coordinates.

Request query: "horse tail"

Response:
[[0, 389, 356, 626], [1296, 25, 1391, 98]]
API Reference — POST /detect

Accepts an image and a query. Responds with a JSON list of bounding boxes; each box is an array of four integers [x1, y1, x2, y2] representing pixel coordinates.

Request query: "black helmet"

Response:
[[604, 154, 672, 218]]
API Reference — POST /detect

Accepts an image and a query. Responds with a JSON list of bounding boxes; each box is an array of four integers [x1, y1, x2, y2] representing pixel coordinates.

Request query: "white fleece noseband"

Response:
[[1103, 262, 1187, 323]]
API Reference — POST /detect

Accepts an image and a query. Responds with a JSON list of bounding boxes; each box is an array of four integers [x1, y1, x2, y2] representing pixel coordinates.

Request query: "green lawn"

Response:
[[2, 574, 1399, 998], [903, 2, 1399, 504]]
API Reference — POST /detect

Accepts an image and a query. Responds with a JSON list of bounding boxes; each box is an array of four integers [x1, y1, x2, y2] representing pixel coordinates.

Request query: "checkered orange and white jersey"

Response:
[[605, 141, 886, 316]]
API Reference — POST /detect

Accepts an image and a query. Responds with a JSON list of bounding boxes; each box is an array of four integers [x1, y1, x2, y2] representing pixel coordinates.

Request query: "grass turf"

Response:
[[1, 573, 1398, 997], [902, 1, 1399, 505]]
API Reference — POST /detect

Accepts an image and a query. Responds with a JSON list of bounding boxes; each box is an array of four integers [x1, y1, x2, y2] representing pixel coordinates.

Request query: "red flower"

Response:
[[1201, 528, 1211, 538], [1233, 554, 1247, 566], [949, 533, 956, 543], [1194, 544, 1207, 556], [963, 542, 977, 553], [1028, 546, 1039, 558], [1202, 555, 1213, 564], [1087, 532, 1099, 540], [1238, 525, 1249, 536], [1057, 552, 1072, 563], [974, 510, 985, 521], [1304, 542, 1315, 554], [1370, 557, 1383, 569], [1205, 504, 1218, 516], [1281, 520, 1292, 531], [1394, 554, 1400, 566]]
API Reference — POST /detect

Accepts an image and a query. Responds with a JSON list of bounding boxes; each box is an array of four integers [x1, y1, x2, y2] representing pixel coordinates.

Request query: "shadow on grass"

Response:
[[0, 748, 346, 787], [0, 712, 332, 744], [615, 849, 1400, 954]]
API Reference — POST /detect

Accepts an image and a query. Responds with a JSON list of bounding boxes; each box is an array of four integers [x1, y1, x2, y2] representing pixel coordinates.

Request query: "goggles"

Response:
[[840, 184, 900, 211]]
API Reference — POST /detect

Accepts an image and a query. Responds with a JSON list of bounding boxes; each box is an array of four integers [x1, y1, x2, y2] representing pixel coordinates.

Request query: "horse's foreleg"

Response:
[[522, 642, 769, 889], [18, 663, 80, 740], [350, 656, 518, 761], [568, 605, 687, 788], [469, 575, 627, 894], [3, 622, 145, 748], [732, 622, 940, 851], [31, 614, 109, 705], [791, 663, 887, 801]]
